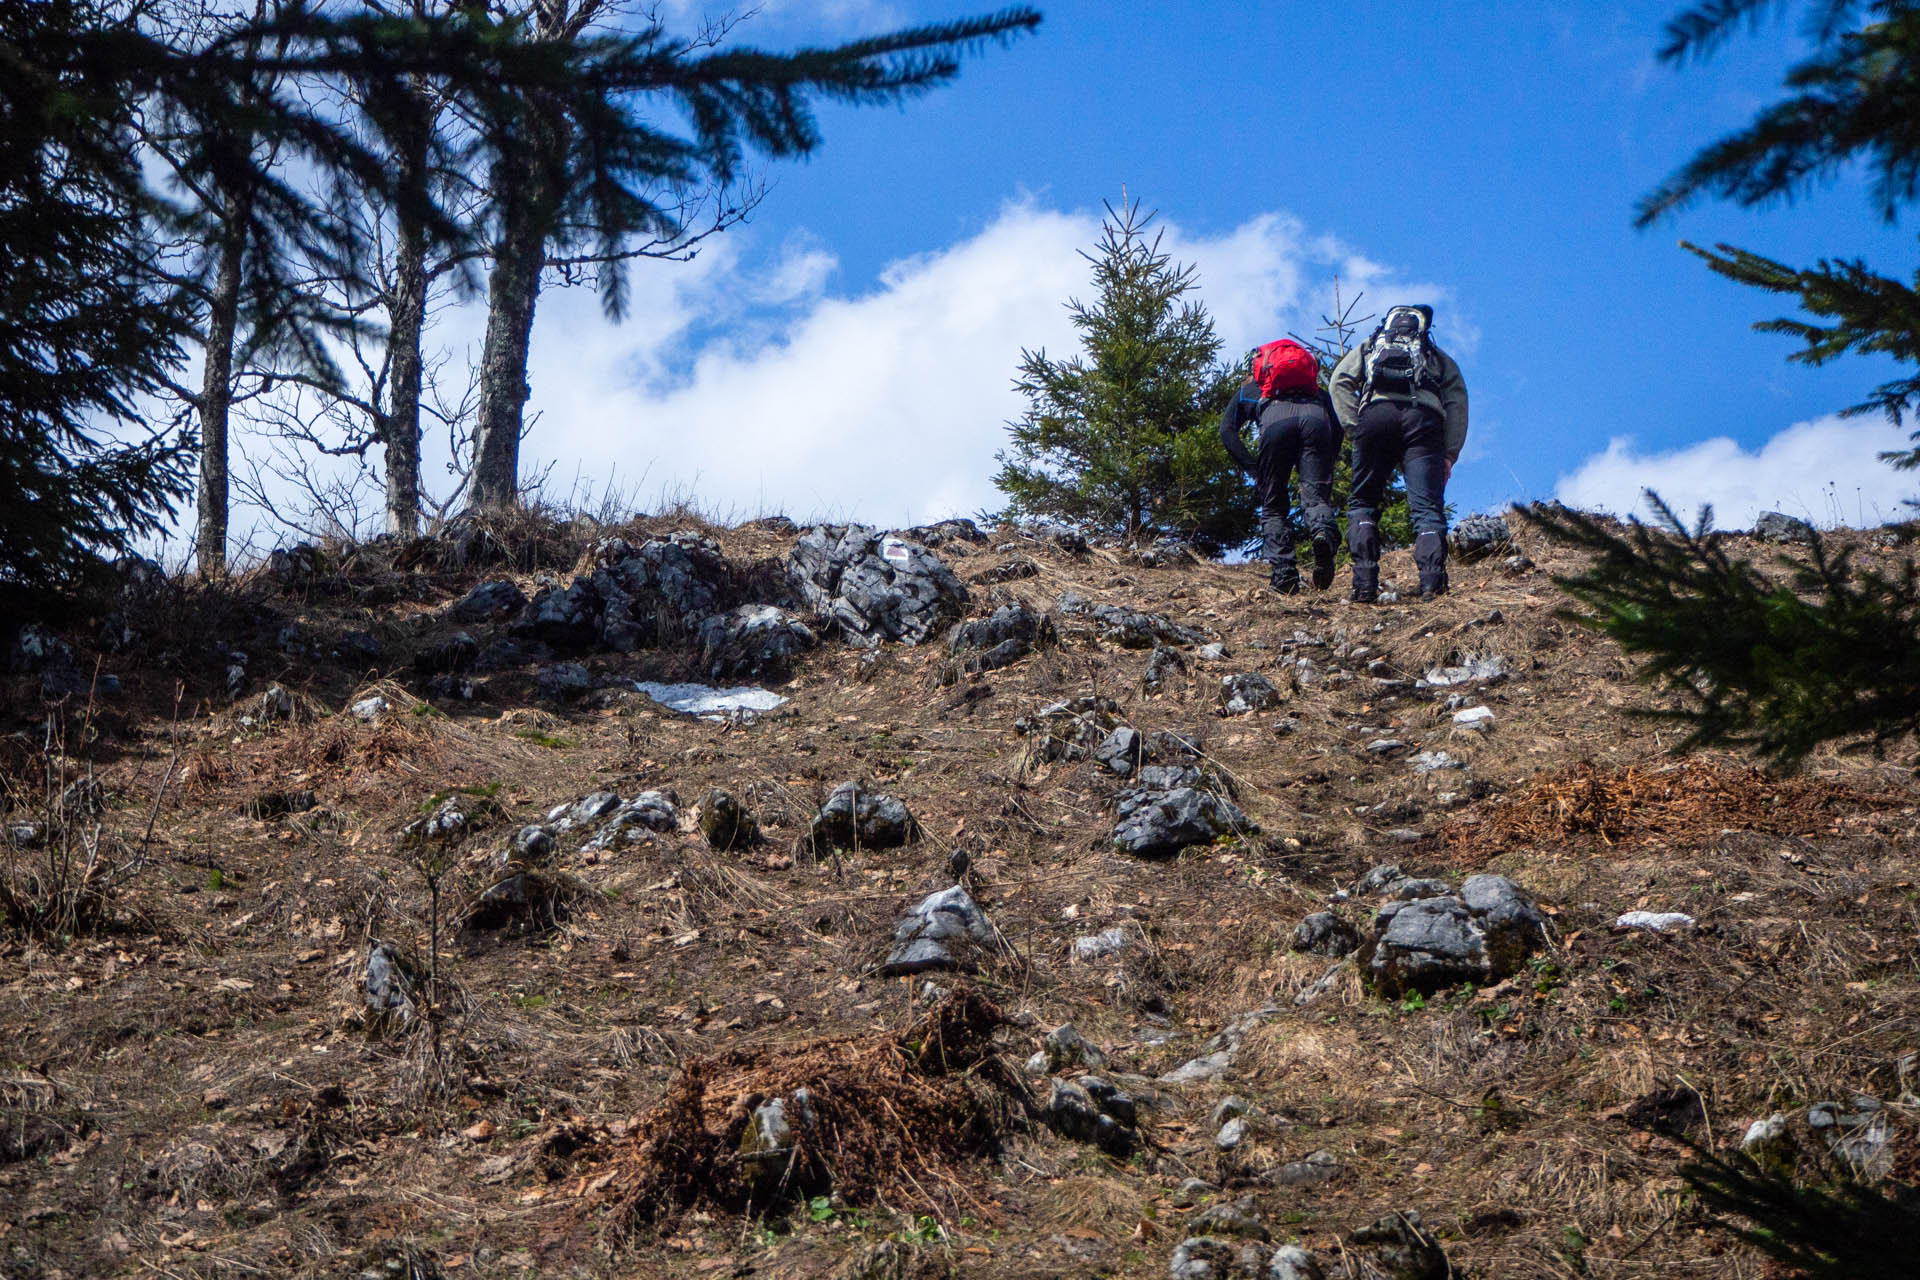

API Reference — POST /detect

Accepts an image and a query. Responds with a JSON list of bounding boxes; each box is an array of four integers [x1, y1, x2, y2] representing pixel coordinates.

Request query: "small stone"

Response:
[[349, 696, 388, 721], [1209, 1096, 1251, 1127], [450, 579, 527, 622], [1365, 738, 1407, 756], [570, 792, 621, 823], [1160, 1051, 1233, 1085], [1170, 1236, 1256, 1280], [1043, 1023, 1107, 1072], [1408, 750, 1465, 774], [1171, 1177, 1219, 1208], [1449, 513, 1513, 562], [1266, 1150, 1341, 1187], [1221, 673, 1283, 716], [1190, 1197, 1269, 1241], [535, 662, 593, 703], [1073, 927, 1130, 960], [1196, 643, 1229, 662], [1094, 726, 1145, 776], [1077, 1075, 1138, 1126], [1291, 912, 1360, 958], [1350, 1210, 1448, 1280], [259, 685, 294, 721], [1215, 1116, 1249, 1150], [509, 825, 556, 864], [1754, 510, 1815, 544], [1612, 911, 1695, 932], [1267, 1245, 1325, 1280], [697, 788, 758, 851], [1044, 1079, 1133, 1156], [1451, 705, 1495, 731], [1111, 787, 1253, 859], [810, 781, 915, 852]]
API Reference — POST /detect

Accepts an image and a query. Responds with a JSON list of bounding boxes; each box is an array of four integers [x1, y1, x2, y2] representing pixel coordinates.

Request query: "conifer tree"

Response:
[[464, 4, 1044, 510], [994, 200, 1251, 554], [1540, 1, 1920, 769]]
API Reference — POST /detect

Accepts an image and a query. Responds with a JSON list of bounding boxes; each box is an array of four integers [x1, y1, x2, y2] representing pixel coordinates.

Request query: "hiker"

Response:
[[1219, 338, 1343, 594], [1330, 304, 1468, 602]]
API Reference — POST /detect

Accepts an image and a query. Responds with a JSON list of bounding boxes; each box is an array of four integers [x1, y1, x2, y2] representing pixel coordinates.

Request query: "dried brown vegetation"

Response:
[[0, 509, 1915, 1279]]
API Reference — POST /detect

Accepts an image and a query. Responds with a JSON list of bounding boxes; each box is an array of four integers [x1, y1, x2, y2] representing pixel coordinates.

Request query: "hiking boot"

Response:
[[1310, 535, 1336, 590], [1419, 572, 1449, 602], [1350, 561, 1379, 604], [1270, 569, 1302, 595]]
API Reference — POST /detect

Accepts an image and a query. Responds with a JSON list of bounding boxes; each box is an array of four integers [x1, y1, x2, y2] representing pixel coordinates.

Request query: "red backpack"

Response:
[[1250, 339, 1319, 397]]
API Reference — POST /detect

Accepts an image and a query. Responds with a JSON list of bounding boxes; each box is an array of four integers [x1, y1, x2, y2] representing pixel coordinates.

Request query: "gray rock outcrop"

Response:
[[879, 885, 999, 975], [1362, 874, 1549, 995], [697, 604, 816, 681], [788, 525, 967, 646], [1112, 787, 1252, 859], [808, 781, 916, 852]]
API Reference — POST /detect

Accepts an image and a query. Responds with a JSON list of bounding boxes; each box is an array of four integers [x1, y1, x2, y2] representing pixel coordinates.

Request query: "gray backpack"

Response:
[[1362, 305, 1440, 402]]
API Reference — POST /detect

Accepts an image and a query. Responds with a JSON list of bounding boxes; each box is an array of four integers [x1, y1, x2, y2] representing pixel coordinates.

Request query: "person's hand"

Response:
[[1443, 458, 1454, 482]]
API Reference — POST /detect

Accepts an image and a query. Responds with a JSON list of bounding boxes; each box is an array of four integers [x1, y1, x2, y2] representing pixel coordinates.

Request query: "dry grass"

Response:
[[3, 513, 1919, 1280], [583, 989, 1028, 1232]]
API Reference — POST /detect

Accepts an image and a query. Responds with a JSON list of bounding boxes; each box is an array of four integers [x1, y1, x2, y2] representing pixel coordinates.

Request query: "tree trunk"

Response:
[[469, 94, 567, 512], [195, 214, 246, 578], [383, 107, 431, 538], [467, 162, 543, 510]]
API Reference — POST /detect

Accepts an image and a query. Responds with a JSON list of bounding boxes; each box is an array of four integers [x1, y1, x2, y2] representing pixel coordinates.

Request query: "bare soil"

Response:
[[2, 511, 1916, 1279]]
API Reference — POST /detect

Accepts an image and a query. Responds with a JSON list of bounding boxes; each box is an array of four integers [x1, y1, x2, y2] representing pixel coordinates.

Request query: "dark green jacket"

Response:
[[1330, 339, 1469, 462]]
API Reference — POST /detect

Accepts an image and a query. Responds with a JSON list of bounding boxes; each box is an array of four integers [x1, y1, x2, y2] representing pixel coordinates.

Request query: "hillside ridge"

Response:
[[2, 508, 1916, 1280]]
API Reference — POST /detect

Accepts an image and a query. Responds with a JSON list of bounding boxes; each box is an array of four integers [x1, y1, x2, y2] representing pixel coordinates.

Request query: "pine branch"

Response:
[[1533, 496, 1920, 768]]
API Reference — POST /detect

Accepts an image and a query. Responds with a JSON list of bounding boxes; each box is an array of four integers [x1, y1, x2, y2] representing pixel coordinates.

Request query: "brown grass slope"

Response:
[[1, 510, 1916, 1279]]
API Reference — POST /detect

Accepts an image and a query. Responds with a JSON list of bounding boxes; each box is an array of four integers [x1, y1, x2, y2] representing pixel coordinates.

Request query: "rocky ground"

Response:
[[1, 507, 1916, 1280]]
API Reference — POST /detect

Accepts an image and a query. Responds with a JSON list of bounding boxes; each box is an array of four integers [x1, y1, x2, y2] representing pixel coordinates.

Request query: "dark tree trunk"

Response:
[[195, 213, 247, 577], [383, 98, 431, 537], [469, 88, 568, 512]]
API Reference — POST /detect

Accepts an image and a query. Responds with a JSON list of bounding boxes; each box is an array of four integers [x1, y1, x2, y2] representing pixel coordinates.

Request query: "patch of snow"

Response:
[[632, 680, 788, 723]]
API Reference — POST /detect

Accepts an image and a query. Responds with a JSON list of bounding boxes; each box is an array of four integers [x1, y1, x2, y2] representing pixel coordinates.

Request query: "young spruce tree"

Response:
[[994, 200, 1250, 555]]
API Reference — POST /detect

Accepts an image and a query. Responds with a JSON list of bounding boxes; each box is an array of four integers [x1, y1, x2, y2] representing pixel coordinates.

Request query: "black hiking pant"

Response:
[[1253, 402, 1340, 585], [1349, 399, 1450, 596]]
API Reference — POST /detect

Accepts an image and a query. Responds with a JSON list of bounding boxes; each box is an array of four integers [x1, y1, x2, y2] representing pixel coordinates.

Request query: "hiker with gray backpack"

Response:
[[1329, 304, 1468, 602], [1219, 338, 1343, 594]]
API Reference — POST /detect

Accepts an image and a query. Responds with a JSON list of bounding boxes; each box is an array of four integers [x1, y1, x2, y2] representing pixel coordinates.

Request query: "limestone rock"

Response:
[[698, 604, 815, 682], [880, 884, 999, 976], [1449, 513, 1512, 562], [449, 579, 526, 622], [809, 782, 916, 852], [1363, 874, 1549, 996], [1220, 673, 1283, 715], [1112, 787, 1252, 859], [698, 788, 758, 851], [788, 525, 968, 647]]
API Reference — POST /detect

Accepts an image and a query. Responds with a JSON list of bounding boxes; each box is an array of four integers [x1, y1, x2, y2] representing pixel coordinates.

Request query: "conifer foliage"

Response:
[[0, 0, 195, 599], [1532, 498, 1920, 769], [1538, 1, 1920, 770], [994, 200, 1250, 554], [1639, 1, 1920, 453]]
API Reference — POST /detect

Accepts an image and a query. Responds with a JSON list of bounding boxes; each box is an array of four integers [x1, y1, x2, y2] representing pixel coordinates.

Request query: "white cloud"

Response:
[[509, 199, 1435, 527], [1554, 415, 1920, 529]]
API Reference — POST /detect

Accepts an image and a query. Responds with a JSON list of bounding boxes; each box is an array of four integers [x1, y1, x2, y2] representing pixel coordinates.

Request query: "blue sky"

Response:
[[288, 0, 1920, 541]]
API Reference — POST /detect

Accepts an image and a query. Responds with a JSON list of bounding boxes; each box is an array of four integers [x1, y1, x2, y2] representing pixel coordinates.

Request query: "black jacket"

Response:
[[1218, 382, 1341, 473]]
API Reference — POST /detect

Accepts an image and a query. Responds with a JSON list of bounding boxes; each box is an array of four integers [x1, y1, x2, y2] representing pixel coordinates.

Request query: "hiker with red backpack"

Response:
[[1219, 338, 1342, 594], [1329, 304, 1468, 603]]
